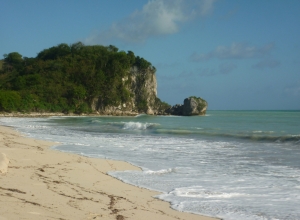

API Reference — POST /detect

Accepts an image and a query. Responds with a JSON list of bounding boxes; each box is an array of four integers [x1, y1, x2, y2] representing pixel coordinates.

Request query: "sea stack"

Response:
[[166, 96, 207, 116]]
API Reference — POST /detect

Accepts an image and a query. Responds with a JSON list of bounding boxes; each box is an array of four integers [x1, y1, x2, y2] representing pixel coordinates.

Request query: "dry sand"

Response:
[[0, 125, 219, 220]]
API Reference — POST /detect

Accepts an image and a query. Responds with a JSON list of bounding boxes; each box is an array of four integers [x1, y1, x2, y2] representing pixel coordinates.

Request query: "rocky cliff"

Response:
[[166, 97, 207, 116], [91, 68, 207, 116], [91, 66, 162, 115]]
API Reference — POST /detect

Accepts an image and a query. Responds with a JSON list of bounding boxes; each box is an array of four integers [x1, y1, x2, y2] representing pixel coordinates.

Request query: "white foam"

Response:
[[122, 122, 158, 130], [169, 187, 250, 199], [91, 119, 101, 123], [144, 168, 176, 175], [291, 134, 300, 137], [74, 143, 90, 146], [135, 114, 147, 117], [252, 130, 274, 134], [25, 125, 49, 129]]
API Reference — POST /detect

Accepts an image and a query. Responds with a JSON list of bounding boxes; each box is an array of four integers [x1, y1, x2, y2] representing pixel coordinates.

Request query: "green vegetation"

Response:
[[155, 97, 171, 112], [0, 91, 21, 112], [189, 96, 207, 112], [0, 42, 157, 113]]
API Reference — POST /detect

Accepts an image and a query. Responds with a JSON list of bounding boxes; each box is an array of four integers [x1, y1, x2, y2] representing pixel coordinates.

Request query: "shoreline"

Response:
[[0, 124, 220, 220], [0, 112, 139, 117]]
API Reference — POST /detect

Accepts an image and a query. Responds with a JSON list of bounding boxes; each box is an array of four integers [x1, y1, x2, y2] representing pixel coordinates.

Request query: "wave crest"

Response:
[[123, 122, 158, 130], [144, 168, 176, 175], [170, 187, 249, 199]]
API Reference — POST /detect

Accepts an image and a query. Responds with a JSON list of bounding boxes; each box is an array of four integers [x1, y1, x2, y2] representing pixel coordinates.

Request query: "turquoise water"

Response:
[[1, 111, 299, 220]]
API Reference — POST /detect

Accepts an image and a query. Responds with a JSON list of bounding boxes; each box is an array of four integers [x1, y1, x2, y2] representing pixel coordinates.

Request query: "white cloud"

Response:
[[190, 42, 275, 61], [85, 0, 216, 44]]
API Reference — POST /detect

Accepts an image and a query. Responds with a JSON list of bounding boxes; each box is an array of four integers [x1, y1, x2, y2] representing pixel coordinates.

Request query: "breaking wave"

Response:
[[143, 168, 176, 175], [122, 122, 159, 130]]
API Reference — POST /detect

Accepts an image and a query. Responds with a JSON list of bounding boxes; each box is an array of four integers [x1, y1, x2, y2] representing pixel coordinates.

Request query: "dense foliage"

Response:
[[0, 42, 157, 113]]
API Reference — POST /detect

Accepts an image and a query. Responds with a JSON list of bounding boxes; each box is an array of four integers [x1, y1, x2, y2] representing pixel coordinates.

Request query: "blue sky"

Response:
[[1, 0, 299, 110]]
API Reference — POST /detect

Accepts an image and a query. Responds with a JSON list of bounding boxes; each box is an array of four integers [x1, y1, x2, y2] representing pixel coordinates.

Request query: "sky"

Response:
[[1, 0, 300, 110]]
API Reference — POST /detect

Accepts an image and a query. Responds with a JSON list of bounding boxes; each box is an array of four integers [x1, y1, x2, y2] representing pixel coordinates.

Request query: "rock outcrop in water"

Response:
[[166, 96, 207, 116], [183, 96, 207, 116]]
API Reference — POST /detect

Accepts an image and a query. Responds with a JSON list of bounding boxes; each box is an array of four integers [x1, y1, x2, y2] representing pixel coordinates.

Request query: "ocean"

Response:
[[1, 111, 299, 220]]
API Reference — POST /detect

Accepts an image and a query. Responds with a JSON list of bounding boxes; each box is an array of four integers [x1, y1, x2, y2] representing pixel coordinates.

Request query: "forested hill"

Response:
[[0, 42, 169, 115]]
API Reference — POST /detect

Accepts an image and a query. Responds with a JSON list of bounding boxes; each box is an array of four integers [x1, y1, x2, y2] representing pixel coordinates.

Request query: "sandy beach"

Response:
[[0, 125, 219, 220]]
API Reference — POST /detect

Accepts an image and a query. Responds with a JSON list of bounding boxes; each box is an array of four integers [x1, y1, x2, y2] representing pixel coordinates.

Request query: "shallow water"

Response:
[[1, 111, 299, 220]]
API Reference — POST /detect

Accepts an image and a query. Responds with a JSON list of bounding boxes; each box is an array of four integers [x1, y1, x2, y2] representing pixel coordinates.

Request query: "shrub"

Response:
[[0, 90, 21, 112]]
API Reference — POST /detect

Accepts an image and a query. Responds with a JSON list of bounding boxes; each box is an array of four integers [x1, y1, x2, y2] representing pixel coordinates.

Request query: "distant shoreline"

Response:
[[0, 111, 140, 117]]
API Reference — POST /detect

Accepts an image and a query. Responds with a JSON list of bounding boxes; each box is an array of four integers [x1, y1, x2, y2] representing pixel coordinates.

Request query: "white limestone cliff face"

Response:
[[91, 66, 158, 115]]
